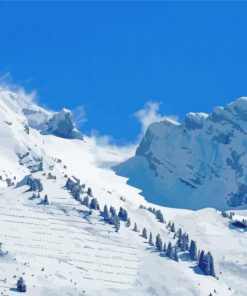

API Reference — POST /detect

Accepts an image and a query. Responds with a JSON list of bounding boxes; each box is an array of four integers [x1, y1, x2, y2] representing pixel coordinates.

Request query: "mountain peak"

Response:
[[115, 97, 247, 210]]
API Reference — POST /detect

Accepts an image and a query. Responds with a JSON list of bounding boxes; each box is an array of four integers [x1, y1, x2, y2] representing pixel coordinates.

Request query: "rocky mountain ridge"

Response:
[[115, 98, 247, 210]]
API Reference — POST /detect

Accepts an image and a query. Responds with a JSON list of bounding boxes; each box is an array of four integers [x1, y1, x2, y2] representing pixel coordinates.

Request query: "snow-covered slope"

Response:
[[115, 98, 247, 210], [0, 88, 246, 296]]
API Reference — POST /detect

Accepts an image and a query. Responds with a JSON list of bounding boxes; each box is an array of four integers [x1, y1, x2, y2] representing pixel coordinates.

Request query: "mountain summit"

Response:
[[115, 98, 247, 210]]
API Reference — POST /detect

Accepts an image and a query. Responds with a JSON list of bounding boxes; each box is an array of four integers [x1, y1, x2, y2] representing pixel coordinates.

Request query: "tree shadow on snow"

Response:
[[191, 265, 204, 276], [9, 288, 19, 293], [229, 221, 247, 232], [179, 252, 190, 261]]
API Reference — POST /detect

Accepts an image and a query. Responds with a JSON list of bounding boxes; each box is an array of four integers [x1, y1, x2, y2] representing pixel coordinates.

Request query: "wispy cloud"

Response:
[[85, 130, 137, 168], [85, 101, 178, 166], [0, 73, 38, 107], [135, 101, 178, 137], [0, 76, 177, 167], [72, 105, 87, 128]]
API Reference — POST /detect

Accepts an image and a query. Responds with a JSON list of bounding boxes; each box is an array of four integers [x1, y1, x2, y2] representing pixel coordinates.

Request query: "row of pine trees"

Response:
[[65, 177, 216, 277]]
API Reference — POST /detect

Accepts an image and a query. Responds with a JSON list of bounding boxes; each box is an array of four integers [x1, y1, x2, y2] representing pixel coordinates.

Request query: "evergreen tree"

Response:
[[171, 222, 175, 232], [155, 234, 163, 252], [166, 241, 173, 258], [155, 210, 165, 223], [189, 240, 198, 261], [210, 253, 216, 277], [133, 223, 138, 232], [203, 252, 216, 277], [125, 218, 131, 227], [43, 195, 49, 205], [103, 205, 109, 221], [82, 196, 89, 207], [173, 248, 179, 262], [199, 250, 205, 271], [180, 233, 189, 251], [31, 193, 37, 199], [114, 215, 120, 232], [17, 277, 26, 292], [185, 234, 190, 251], [118, 207, 128, 221], [149, 232, 154, 246], [142, 228, 148, 239], [110, 206, 116, 216], [197, 250, 201, 263], [163, 242, 167, 253], [177, 228, 182, 240], [87, 187, 93, 197], [89, 198, 100, 210]]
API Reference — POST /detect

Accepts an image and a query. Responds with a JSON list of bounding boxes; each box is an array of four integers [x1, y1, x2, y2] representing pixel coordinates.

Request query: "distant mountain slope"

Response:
[[115, 98, 247, 210]]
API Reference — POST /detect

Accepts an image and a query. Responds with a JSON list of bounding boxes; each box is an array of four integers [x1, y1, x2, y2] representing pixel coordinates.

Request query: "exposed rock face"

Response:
[[47, 109, 83, 140], [115, 98, 247, 210]]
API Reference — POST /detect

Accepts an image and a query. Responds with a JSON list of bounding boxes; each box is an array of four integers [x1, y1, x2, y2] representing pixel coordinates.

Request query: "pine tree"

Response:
[[17, 277, 26, 292], [155, 234, 163, 252], [180, 233, 189, 251], [87, 187, 93, 197], [118, 207, 128, 221], [171, 222, 175, 233], [142, 228, 148, 239], [155, 210, 165, 223], [149, 232, 154, 246], [210, 253, 216, 277], [173, 248, 179, 262], [199, 250, 205, 271], [133, 223, 138, 232], [43, 194, 49, 205], [126, 218, 131, 227], [163, 242, 167, 253], [166, 241, 173, 258], [114, 215, 120, 232], [103, 205, 109, 221], [197, 250, 201, 262], [89, 198, 100, 210], [110, 206, 116, 216], [203, 252, 216, 277], [189, 240, 198, 261], [177, 228, 182, 240], [82, 196, 89, 207], [204, 252, 211, 275], [31, 193, 37, 199]]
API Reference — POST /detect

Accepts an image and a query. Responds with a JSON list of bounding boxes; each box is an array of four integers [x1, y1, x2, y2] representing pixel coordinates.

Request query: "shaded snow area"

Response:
[[115, 98, 247, 210], [0, 89, 246, 295]]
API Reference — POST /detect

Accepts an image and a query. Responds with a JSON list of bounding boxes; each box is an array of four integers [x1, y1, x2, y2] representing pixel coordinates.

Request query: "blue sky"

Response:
[[1, 2, 247, 144]]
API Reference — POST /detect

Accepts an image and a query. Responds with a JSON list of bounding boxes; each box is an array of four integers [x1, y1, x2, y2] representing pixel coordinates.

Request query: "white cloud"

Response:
[[0, 73, 39, 107], [0, 76, 178, 167], [85, 130, 137, 168], [85, 101, 178, 167], [135, 101, 178, 136], [72, 105, 87, 128]]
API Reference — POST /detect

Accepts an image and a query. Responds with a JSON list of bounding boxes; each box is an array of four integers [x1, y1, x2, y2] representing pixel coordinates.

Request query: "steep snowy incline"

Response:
[[0, 88, 84, 188], [115, 98, 247, 210], [0, 147, 240, 296], [0, 88, 246, 295]]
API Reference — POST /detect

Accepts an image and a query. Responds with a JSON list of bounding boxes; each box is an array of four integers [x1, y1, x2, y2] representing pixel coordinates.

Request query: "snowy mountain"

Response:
[[0, 88, 247, 296], [115, 98, 247, 210]]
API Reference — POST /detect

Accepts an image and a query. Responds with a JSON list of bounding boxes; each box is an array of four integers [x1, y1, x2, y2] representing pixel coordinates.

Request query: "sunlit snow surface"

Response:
[[0, 89, 246, 295]]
